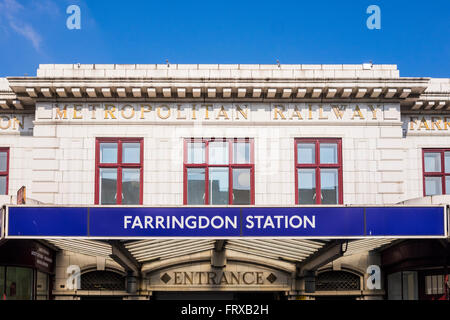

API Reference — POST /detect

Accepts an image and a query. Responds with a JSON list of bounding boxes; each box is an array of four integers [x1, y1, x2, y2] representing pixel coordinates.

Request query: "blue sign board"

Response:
[[4, 205, 447, 239], [7, 207, 88, 237]]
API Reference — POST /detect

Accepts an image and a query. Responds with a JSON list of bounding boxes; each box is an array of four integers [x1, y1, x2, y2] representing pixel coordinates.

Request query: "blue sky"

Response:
[[0, 0, 448, 77]]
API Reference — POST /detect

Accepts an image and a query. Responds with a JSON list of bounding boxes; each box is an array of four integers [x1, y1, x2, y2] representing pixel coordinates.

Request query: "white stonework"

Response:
[[1, 64, 449, 300]]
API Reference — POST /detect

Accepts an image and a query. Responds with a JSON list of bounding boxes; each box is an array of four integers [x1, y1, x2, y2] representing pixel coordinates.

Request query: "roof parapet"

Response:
[[35, 64, 400, 79]]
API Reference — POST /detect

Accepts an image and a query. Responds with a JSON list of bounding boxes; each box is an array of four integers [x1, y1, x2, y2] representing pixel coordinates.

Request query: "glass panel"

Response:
[[0, 151, 7, 171], [0, 176, 6, 195], [432, 275, 438, 294], [6, 267, 33, 300], [298, 169, 316, 204], [387, 272, 402, 300], [233, 142, 250, 164], [100, 143, 118, 164], [321, 169, 339, 204], [232, 168, 251, 205], [187, 168, 205, 205], [122, 169, 140, 204], [436, 275, 444, 294], [425, 276, 432, 295], [0, 266, 4, 298], [402, 271, 418, 300], [446, 152, 450, 173], [100, 168, 117, 204], [446, 177, 450, 195], [122, 143, 140, 164], [425, 176, 442, 196], [320, 143, 338, 164], [187, 142, 205, 164], [36, 272, 48, 300], [424, 152, 441, 172], [209, 141, 229, 165], [297, 143, 315, 164], [209, 167, 229, 204]]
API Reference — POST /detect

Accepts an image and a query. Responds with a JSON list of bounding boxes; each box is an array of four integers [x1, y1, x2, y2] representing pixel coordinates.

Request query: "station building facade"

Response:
[[0, 64, 449, 300]]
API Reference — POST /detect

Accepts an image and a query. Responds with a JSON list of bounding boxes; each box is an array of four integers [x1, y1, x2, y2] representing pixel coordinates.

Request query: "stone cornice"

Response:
[[7, 76, 428, 106], [1, 66, 448, 112]]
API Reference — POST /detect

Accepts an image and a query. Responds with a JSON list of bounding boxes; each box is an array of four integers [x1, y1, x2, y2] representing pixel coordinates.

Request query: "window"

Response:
[[295, 139, 342, 204], [423, 149, 450, 196], [0, 148, 9, 195], [81, 271, 126, 291], [95, 138, 143, 205], [425, 274, 449, 295], [0, 266, 33, 300], [36, 271, 49, 300], [387, 271, 418, 300], [184, 138, 254, 205], [316, 271, 361, 291]]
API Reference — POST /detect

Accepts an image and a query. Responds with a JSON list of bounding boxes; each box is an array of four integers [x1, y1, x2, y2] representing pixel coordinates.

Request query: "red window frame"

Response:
[[422, 149, 450, 196], [294, 138, 343, 205], [183, 138, 255, 205], [0, 147, 9, 195], [95, 138, 144, 205]]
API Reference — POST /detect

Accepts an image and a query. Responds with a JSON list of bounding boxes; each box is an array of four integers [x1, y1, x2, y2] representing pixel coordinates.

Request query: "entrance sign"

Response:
[[4, 205, 447, 239]]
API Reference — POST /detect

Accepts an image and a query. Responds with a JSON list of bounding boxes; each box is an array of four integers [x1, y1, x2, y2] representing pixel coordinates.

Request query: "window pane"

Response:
[[298, 169, 316, 204], [320, 143, 338, 164], [36, 272, 48, 300], [402, 271, 418, 300], [209, 141, 229, 165], [122, 143, 140, 164], [432, 275, 438, 294], [424, 152, 441, 172], [100, 143, 118, 163], [425, 176, 442, 196], [209, 167, 229, 204], [0, 176, 6, 195], [446, 177, 450, 195], [0, 151, 6, 171], [187, 142, 205, 164], [233, 168, 251, 205], [297, 143, 315, 164], [445, 152, 450, 173], [233, 142, 251, 164], [187, 168, 205, 205], [436, 275, 444, 294], [321, 169, 339, 204], [425, 276, 432, 295], [6, 267, 33, 300], [122, 169, 140, 205], [0, 266, 4, 298], [100, 168, 117, 204], [387, 272, 402, 300]]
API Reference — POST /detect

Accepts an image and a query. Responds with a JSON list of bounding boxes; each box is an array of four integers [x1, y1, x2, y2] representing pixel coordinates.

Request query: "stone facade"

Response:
[[0, 64, 449, 300]]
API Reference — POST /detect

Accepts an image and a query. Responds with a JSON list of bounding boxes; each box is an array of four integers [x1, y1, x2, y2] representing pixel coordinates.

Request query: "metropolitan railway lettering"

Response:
[[49, 103, 382, 122]]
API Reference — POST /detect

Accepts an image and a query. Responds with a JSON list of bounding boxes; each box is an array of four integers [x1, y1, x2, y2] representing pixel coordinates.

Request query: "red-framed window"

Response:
[[183, 138, 255, 205], [0, 148, 9, 195], [423, 149, 450, 196], [295, 138, 343, 205], [95, 138, 143, 205]]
